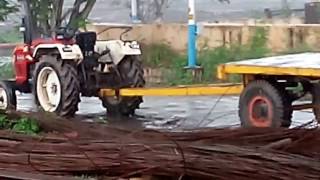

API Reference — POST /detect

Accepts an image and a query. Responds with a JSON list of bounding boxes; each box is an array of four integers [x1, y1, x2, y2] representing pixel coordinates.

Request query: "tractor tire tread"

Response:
[[34, 56, 80, 117], [102, 56, 145, 116]]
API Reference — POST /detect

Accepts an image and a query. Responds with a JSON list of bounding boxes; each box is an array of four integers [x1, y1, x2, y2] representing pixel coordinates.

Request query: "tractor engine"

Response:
[[75, 32, 123, 96], [75, 32, 99, 70]]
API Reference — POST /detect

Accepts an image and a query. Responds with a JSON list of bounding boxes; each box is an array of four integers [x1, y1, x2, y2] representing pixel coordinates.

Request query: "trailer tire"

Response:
[[279, 88, 293, 128], [239, 80, 292, 128], [311, 83, 320, 123], [101, 56, 145, 116], [0, 81, 16, 111], [33, 56, 80, 117]]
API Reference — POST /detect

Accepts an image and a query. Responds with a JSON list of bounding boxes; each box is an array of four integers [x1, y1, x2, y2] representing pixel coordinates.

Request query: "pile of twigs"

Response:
[[1, 112, 320, 179]]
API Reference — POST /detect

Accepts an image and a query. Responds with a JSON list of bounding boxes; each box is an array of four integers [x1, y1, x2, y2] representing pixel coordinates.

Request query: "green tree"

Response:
[[0, 0, 18, 21], [20, 0, 96, 38]]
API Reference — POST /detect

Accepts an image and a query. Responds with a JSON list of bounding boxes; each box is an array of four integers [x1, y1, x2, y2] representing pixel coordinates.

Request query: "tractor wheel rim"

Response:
[[37, 67, 61, 112], [0, 88, 8, 110], [248, 96, 273, 127]]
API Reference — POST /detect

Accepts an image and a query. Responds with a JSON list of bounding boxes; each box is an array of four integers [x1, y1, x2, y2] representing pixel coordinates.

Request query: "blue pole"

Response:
[[187, 0, 197, 68]]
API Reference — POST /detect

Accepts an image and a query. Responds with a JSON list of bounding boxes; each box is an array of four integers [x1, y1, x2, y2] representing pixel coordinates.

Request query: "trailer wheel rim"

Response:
[[37, 67, 61, 112], [0, 87, 8, 110], [248, 96, 273, 127]]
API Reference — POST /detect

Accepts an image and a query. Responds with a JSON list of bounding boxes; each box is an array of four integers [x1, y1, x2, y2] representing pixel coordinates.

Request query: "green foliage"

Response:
[[281, 43, 314, 55], [142, 43, 180, 68], [0, 0, 18, 21], [0, 28, 23, 43], [143, 27, 270, 85], [12, 118, 40, 135], [0, 62, 14, 79], [31, 0, 51, 23], [0, 115, 11, 129], [246, 27, 270, 58], [0, 114, 40, 135], [77, 18, 91, 30]]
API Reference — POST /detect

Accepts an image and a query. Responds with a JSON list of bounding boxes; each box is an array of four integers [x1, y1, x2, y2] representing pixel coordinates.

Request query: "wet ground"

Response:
[[0, 53, 315, 130], [17, 94, 315, 130]]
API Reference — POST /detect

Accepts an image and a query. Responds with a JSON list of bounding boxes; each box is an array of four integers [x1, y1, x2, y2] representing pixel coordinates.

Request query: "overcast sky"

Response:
[[86, 0, 309, 23], [3, 0, 311, 25]]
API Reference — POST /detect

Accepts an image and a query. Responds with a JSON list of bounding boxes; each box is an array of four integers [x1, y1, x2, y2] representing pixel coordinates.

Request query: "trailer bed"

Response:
[[217, 53, 320, 79]]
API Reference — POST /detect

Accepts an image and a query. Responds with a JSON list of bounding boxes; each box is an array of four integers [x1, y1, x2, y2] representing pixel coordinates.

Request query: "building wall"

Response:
[[88, 22, 320, 53]]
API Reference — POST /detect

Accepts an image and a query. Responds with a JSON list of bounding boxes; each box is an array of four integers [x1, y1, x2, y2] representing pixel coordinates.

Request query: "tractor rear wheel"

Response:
[[101, 56, 145, 116], [239, 80, 292, 128], [33, 56, 80, 117]]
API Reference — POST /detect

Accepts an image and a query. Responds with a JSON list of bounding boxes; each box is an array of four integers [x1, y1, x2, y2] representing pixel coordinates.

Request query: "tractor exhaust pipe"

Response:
[[19, 0, 33, 45], [20, 17, 32, 45]]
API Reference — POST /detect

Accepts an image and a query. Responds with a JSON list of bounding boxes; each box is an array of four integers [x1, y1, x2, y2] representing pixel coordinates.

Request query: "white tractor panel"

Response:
[[95, 40, 141, 65]]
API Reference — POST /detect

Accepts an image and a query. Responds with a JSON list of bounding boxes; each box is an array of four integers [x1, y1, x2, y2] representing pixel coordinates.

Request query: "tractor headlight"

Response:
[[129, 42, 140, 49]]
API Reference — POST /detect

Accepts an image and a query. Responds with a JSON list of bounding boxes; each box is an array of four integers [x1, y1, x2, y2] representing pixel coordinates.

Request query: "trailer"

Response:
[[217, 52, 320, 128]]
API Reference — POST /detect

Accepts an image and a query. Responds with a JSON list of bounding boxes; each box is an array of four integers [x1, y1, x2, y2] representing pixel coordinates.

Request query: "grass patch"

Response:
[[280, 43, 316, 55], [0, 114, 40, 135]]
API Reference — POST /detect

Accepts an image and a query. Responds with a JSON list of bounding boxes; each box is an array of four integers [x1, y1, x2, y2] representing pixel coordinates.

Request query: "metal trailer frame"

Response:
[[100, 83, 243, 97], [217, 52, 320, 128]]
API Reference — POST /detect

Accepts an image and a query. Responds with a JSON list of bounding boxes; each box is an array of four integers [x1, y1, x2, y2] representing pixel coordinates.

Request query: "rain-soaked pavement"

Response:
[[0, 53, 315, 130], [17, 93, 315, 130]]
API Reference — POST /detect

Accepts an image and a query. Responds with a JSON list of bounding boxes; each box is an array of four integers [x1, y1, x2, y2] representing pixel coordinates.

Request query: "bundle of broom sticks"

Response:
[[0, 111, 319, 179]]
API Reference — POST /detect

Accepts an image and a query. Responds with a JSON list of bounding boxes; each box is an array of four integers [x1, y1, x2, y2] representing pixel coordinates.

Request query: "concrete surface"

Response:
[[17, 93, 314, 130]]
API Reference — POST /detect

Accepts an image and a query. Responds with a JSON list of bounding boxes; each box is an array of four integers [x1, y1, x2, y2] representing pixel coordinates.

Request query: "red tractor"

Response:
[[0, 7, 145, 117]]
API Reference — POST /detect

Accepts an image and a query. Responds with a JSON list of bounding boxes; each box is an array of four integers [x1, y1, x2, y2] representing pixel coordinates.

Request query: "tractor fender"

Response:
[[95, 40, 141, 65], [33, 44, 84, 61]]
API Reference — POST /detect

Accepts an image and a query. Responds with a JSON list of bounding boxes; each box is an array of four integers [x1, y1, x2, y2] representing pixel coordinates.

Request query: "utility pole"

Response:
[[186, 0, 202, 82], [187, 0, 197, 68]]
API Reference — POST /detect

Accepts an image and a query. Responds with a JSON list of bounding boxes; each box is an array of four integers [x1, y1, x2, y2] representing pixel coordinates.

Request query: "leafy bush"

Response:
[[0, 114, 40, 135], [142, 27, 270, 85]]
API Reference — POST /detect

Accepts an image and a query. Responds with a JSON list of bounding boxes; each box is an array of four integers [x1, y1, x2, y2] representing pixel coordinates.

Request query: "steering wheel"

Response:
[[55, 27, 76, 40]]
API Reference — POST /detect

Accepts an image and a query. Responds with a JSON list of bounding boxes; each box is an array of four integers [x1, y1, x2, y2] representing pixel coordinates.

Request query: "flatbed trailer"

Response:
[[217, 52, 320, 128]]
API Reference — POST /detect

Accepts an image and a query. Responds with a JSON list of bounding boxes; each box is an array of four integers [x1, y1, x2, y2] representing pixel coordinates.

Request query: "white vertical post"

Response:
[[131, 0, 139, 23]]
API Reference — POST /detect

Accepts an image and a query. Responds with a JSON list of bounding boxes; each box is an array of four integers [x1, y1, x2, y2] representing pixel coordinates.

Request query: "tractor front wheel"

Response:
[[0, 81, 16, 111], [33, 56, 80, 117], [101, 56, 145, 116]]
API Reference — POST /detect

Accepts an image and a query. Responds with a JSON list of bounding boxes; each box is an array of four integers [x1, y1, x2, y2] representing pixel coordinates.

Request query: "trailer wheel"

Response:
[[0, 81, 16, 111], [101, 56, 145, 116], [33, 56, 80, 117], [311, 83, 320, 123], [239, 80, 292, 128]]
